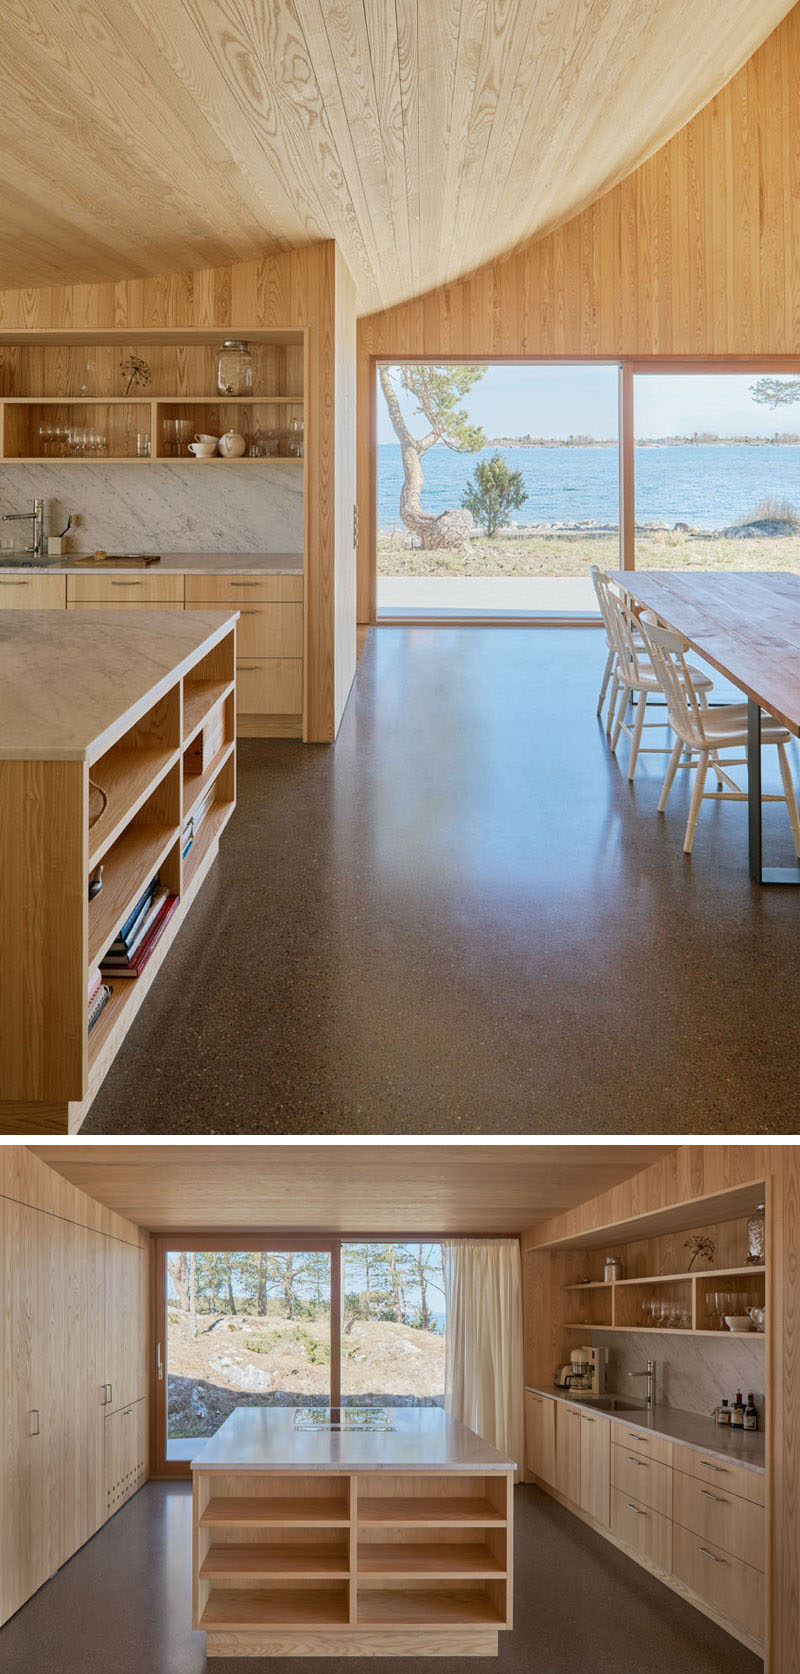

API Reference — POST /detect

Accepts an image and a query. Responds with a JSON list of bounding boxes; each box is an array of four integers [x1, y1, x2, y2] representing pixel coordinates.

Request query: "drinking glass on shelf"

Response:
[[175, 418, 192, 453], [288, 416, 304, 457], [162, 417, 176, 457], [136, 431, 151, 458]]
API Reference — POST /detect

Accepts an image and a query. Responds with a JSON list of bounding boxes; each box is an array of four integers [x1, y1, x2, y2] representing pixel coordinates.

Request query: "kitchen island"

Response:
[[191, 1405, 515, 1658], [0, 607, 238, 1132]]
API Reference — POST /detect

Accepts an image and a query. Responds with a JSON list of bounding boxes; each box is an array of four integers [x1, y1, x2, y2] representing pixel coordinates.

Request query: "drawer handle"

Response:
[[582, 1415, 595, 1423], [30, 1408, 40, 1436], [699, 1489, 724, 1503], [628, 1432, 650, 1442], [229, 581, 260, 587], [699, 1546, 726, 1565], [237, 665, 260, 672], [627, 1456, 647, 1466], [699, 1460, 727, 1472], [110, 579, 142, 586], [238, 608, 259, 615], [0, 578, 26, 585], [626, 1503, 645, 1515]]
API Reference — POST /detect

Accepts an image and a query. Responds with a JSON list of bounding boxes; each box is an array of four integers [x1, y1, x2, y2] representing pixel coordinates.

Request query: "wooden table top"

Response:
[[611, 570, 800, 736]]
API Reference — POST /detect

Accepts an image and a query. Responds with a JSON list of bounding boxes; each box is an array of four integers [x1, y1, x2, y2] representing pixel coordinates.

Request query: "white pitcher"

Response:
[[218, 429, 246, 458]]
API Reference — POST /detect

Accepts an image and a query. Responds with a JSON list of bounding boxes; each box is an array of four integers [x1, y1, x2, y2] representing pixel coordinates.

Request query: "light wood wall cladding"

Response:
[[0, 1145, 145, 1249], [356, 3, 800, 622], [0, 0, 790, 312], [0, 245, 356, 741]]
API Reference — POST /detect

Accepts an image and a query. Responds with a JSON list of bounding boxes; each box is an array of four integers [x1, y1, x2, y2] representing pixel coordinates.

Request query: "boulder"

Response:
[[420, 508, 474, 549]]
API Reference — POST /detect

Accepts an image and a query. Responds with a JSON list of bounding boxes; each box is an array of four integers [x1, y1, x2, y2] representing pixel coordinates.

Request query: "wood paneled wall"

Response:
[[522, 1144, 799, 1674], [0, 242, 357, 741], [0, 1145, 145, 1249], [356, 4, 800, 622]]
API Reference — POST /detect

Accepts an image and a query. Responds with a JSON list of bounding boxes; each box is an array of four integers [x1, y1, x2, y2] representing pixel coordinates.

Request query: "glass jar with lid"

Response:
[[217, 339, 254, 397], [746, 1202, 766, 1264]]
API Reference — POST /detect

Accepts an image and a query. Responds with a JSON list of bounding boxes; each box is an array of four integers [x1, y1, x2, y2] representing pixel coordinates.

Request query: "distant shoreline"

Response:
[[483, 434, 800, 449]]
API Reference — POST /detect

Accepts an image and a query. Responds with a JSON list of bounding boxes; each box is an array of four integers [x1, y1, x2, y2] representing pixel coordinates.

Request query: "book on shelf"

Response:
[[88, 982, 113, 1032], [88, 966, 103, 1004], [117, 874, 160, 949], [100, 894, 178, 979], [103, 886, 168, 964], [192, 786, 216, 835]]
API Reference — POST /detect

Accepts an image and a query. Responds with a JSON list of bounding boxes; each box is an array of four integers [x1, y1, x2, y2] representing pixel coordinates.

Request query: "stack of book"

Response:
[[100, 875, 179, 980], [88, 967, 112, 1032]]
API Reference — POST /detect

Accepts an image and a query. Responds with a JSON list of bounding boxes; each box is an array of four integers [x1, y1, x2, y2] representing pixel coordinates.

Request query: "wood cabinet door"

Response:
[[579, 1411, 610, 1526], [526, 1392, 556, 1488], [105, 1239, 148, 1412], [0, 1199, 53, 1623], [554, 1404, 581, 1504], [58, 1224, 106, 1564], [105, 1400, 149, 1518]]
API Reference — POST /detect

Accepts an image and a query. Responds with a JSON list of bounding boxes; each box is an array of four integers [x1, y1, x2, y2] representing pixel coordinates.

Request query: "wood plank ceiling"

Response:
[[31, 1144, 674, 1233], [0, 1, 792, 312]]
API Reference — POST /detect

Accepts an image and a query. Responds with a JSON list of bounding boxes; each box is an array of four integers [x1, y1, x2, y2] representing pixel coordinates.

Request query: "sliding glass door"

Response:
[[162, 1244, 332, 1461], [340, 1242, 446, 1406]]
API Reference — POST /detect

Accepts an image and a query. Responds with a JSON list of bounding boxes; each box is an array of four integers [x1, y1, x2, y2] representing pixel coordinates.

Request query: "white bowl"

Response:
[[724, 1315, 754, 1332]]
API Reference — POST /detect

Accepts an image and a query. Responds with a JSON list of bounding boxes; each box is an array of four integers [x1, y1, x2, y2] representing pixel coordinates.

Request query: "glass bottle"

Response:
[[217, 339, 253, 397], [731, 1389, 744, 1428], [744, 1394, 758, 1432], [715, 1399, 731, 1426], [746, 1202, 766, 1265]]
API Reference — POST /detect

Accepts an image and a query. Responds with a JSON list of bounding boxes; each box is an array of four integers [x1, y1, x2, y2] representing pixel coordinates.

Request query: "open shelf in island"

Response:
[[191, 1410, 514, 1658], [0, 609, 238, 1133]]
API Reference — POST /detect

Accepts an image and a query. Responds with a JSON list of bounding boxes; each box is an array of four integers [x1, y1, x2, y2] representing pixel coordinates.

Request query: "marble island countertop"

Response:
[[527, 1386, 765, 1472], [0, 608, 238, 761], [190, 1405, 516, 1475], [0, 551, 303, 576]]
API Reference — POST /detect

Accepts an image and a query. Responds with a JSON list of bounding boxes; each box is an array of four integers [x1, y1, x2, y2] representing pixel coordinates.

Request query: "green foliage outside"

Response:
[[395, 364, 487, 453], [461, 450, 527, 536]]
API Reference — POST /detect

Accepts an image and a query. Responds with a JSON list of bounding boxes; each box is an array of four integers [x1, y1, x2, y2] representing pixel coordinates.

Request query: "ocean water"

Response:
[[377, 442, 800, 532]]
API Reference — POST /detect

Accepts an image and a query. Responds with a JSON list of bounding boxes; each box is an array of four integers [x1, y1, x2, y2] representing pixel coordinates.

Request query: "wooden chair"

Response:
[[591, 567, 712, 780], [640, 617, 800, 856]]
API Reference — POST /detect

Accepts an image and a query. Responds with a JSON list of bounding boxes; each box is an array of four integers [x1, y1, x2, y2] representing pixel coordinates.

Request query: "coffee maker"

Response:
[[582, 1344, 608, 1397]]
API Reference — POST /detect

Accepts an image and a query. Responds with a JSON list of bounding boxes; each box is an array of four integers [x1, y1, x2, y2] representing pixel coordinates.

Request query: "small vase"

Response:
[[746, 1203, 766, 1265]]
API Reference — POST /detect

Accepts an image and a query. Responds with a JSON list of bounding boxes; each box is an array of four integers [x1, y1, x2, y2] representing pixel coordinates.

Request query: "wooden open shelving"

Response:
[[193, 1469, 513, 1654], [183, 679, 235, 746], [561, 1263, 766, 1336], [0, 334, 305, 462], [88, 822, 179, 969]]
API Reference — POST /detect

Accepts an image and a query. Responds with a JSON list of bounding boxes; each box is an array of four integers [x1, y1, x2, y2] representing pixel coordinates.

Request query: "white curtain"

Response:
[[444, 1239, 524, 1481]]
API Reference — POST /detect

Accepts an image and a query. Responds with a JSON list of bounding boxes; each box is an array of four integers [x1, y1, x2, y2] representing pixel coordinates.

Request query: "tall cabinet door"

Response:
[[0, 1199, 53, 1624], [105, 1238, 148, 1412], [58, 1223, 106, 1564]]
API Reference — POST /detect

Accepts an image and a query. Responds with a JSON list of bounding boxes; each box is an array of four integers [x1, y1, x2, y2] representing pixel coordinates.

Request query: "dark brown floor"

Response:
[[83, 625, 800, 1133], [0, 1482, 760, 1674]]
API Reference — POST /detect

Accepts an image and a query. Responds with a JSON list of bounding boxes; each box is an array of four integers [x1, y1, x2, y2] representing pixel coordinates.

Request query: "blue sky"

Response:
[[377, 364, 796, 443]]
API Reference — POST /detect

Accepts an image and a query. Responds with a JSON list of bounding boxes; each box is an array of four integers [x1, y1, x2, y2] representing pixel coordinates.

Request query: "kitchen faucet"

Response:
[[629, 1359, 656, 1408], [3, 498, 45, 560]]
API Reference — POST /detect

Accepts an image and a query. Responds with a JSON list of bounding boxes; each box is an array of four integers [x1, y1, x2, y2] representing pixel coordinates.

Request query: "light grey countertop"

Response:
[[0, 608, 237, 761], [526, 1386, 765, 1472], [191, 1405, 516, 1475], [0, 551, 303, 576]]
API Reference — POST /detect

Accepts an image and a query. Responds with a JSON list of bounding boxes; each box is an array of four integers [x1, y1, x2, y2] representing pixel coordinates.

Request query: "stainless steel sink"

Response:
[[573, 1397, 649, 1414]]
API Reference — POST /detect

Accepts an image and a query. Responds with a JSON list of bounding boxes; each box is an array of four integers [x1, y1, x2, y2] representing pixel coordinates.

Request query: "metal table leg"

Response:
[[747, 697, 800, 884]]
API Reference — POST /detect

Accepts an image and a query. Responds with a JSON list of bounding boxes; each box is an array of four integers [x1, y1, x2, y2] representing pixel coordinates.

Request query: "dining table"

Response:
[[611, 569, 800, 885]]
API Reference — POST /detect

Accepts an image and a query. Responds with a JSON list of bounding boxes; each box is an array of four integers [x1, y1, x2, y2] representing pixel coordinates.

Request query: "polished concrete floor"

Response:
[[0, 1482, 761, 1674], [84, 626, 800, 1133]]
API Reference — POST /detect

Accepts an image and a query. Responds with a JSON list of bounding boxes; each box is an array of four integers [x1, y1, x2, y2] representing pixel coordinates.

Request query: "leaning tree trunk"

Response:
[[379, 367, 473, 550]]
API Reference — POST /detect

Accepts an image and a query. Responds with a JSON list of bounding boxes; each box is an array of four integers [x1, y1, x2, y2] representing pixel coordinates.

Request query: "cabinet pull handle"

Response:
[[627, 1503, 645, 1514], [581, 1415, 595, 1423], [107, 1383, 113, 1404], [627, 1456, 647, 1465], [0, 579, 26, 585], [110, 579, 142, 586], [699, 1489, 723, 1502], [628, 1432, 649, 1442], [699, 1460, 726, 1472], [157, 1341, 163, 1382], [30, 1409, 40, 1435], [229, 580, 260, 587], [699, 1546, 726, 1564], [237, 665, 259, 672]]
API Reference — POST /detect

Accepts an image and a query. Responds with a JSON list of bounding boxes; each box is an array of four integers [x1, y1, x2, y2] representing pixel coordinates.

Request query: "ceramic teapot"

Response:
[[218, 429, 246, 458]]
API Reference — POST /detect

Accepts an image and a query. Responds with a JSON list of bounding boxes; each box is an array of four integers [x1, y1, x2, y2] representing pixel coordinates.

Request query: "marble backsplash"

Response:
[[0, 462, 303, 555], [586, 1329, 766, 1420]]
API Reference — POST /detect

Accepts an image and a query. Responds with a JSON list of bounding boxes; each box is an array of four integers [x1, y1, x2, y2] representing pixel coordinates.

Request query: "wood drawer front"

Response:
[[612, 1425, 673, 1468], [188, 599, 302, 658], [610, 1487, 672, 1573], [672, 1470, 764, 1570], [185, 573, 302, 604], [67, 600, 183, 611], [236, 658, 303, 715], [611, 1446, 672, 1517], [0, 573, 66, 607], [672, 1523, 764, 1641], [67, 573, 184, 605], [671, 1443, 765, 1507]]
